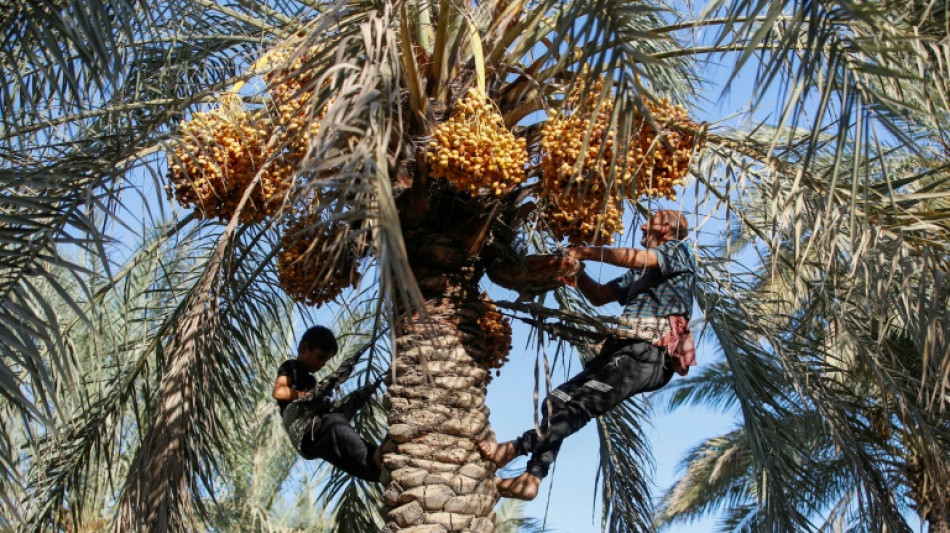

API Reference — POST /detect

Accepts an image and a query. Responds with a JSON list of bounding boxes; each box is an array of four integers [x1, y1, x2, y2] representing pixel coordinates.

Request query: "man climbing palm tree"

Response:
[[479, 210, 697, 500], [273, 325, 384, 482]]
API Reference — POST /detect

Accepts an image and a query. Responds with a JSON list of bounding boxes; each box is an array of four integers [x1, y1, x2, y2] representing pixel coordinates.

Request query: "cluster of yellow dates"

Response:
[[426, 88, 528, 197], [166, 47, 327, 224], [277, 216, 360, 307], [168, 47, 358, 305], [423, 81, 700, 245], [165, 94, 293, 224], [539, 77, 701, 245], [262, 46, 328, 161], [475, 295, 513, 374]]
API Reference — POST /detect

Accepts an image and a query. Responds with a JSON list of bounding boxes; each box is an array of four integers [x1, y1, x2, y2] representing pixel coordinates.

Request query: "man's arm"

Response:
[[574, 270, 619, 306], [567, 246, 659, 270], [272, 375, 311, 402], [310, 357, 357, 400]]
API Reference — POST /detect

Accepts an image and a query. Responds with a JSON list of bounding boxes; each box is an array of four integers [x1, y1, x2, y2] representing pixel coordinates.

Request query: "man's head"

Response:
[[640, 209, 689, 248], [297, 325, 338, 372]]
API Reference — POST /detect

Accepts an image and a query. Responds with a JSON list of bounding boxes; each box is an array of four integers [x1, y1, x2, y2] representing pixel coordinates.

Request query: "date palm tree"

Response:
[[2, 0, 949, 532]]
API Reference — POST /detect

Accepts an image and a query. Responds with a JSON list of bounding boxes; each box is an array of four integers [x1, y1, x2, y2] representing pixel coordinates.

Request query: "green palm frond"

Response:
[[17, 218, 297, 530], [111, 220, 297, 530], [0, 0, 289, 435], [205, 398, 300, 533], [655, 428, 753, 529], [2, 0, 138, 131], [700, 0, 950, 159], [664, 360, 743, 412], [19, 221, 194, 529], [495, 499, 550, 533], [694, 260, 821, 531], [594, 395, 657, 533], [663, 129, 950, 529]]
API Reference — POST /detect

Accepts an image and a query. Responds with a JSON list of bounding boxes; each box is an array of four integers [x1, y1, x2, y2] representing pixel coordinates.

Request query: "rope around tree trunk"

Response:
[[491, 300, 647, 345]]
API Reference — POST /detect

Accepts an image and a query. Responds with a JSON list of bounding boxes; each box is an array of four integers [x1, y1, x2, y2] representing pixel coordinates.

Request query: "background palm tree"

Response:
[[2, 0, 948, 532], [656, 142, 950, 532]]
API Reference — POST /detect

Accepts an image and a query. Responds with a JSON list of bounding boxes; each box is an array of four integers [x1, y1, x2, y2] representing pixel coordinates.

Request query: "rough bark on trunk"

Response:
[[381, 301, 499, 533], [929, 516, 950, 533]]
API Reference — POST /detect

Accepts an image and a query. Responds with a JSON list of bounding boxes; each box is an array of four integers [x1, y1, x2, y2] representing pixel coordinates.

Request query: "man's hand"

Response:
[[557, 260, 584, 288], [558, 275, 578, 288], [357, 376, 385, 401], [563, 246, 588, 262], [559, 248, 619, 306]]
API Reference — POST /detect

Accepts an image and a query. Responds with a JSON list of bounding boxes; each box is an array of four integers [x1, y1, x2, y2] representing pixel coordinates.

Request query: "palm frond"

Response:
[[694, 259, 818, 531], [0, 0, 290, 438], [19, 220, 204, 528], [663, 359, 744, 412], [655, 428, 753, 530], [673, 126, 950, 530], [593, 396, 657, 533], [495, 499, 550, 533], [111, 214, 295, 530], [269, 4, 425, 316]]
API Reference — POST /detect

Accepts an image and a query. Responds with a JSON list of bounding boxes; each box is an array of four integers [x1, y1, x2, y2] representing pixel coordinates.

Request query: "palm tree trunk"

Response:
[[381, 297, 500, 533], [926, 500, 950, 533], [929, 516, 950, 533]]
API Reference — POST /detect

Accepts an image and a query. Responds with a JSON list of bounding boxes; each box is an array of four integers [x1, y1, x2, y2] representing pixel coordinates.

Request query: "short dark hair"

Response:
[[298, 325, 338, 355]]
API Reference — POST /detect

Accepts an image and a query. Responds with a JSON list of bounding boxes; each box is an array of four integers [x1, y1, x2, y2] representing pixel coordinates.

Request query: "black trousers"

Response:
[[300, 413, 381, 483], [513, 338, 674, 478]]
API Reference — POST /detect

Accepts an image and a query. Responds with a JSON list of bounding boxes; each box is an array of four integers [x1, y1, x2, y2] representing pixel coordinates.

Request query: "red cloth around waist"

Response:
[[655, 315, 696, 376]]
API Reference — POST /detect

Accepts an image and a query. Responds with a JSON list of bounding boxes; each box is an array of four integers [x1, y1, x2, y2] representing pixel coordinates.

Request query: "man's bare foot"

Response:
[[496, 472, 541, 501], [476, 439, 517, 469]]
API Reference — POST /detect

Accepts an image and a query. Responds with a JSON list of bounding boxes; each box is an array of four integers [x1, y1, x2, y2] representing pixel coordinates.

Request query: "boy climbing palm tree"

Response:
[[273, 325, 384, 482]]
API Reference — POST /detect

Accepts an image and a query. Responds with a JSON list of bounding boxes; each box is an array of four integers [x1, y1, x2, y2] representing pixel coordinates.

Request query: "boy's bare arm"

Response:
[[272, 375, 310, 402]]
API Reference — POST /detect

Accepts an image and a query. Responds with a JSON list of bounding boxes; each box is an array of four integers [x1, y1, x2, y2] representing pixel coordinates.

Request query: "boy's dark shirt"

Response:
[[276, 357, 364, 419], [276, 359, 319, 414]]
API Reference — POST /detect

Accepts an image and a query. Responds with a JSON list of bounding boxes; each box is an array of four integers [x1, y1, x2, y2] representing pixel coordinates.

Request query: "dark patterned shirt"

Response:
[[607, 239, 696, 319], [276, 359, 318, 415]]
